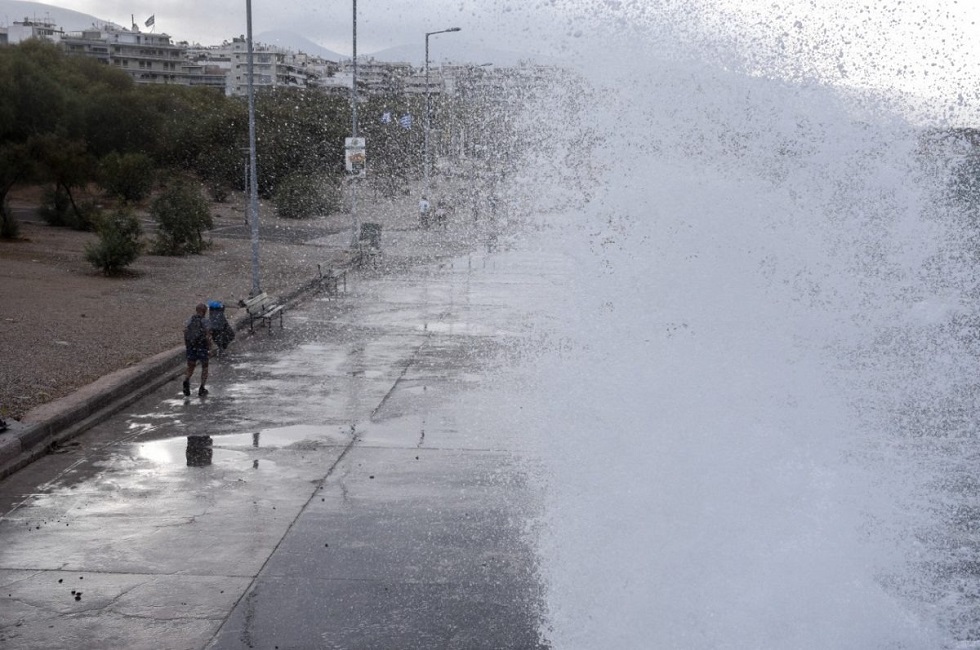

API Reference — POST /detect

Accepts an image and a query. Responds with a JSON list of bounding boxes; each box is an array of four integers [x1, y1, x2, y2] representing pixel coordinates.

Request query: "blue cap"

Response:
[[207, 300, 223, 309]]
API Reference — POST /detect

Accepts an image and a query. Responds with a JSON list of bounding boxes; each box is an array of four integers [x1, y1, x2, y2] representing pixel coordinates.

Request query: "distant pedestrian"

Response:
[[434, 199, 448, 229], [419, 195, 430, 228], [183, 303, 213, 397]]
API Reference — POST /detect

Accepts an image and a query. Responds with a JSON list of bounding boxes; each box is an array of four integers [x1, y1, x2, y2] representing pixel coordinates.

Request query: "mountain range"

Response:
[[0, 0, 119, 32]]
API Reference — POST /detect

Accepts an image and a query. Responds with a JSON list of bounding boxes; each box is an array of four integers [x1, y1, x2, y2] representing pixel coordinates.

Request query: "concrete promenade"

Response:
[[0, 206, 561, 649]]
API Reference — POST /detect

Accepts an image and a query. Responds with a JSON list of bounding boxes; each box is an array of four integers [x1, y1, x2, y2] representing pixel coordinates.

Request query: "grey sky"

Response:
[[67, 0, 563, 57]]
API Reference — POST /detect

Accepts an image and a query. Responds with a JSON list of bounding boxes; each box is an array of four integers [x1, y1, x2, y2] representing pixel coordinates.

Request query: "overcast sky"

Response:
[[23, 0, 980, 121], [66, 0, 549, 56]]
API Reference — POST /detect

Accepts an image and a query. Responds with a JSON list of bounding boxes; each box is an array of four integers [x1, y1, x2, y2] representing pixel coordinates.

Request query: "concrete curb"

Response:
[[0, 258, 353, 482], [0, 346, 186, 480]]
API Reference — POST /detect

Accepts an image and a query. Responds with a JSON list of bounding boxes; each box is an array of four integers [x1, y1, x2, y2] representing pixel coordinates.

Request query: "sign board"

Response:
[[345, 137, 366, 177]]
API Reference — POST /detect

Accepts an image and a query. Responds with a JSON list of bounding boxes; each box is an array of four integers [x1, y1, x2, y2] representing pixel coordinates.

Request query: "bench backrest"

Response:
[[243, 292, 276, 315]]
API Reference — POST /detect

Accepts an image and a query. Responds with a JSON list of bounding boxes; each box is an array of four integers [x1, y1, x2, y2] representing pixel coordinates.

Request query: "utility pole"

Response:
[[245, 0, 261, 296], [423, 27, 461, 201], [350, 0, 360, 247]]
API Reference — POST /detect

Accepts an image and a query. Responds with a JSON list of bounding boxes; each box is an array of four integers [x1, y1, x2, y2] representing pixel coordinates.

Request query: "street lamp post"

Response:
[[423, 27, 460, 201], [350, 0, 359, 247], [245, 0, 260, 297]]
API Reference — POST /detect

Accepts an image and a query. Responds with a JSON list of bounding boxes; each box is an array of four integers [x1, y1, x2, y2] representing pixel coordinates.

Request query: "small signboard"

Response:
[[345, 137, 366, 177]]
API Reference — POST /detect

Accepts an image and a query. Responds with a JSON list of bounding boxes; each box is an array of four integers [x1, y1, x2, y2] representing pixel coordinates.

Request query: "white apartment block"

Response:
[[224, 37, 315, 96], [60, 25, 199, 86], [338, 58, 413, 95], [0, 18, 65, 45]]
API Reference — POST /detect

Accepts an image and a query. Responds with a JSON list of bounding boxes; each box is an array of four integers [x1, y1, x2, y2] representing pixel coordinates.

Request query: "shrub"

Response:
[[84, 209, 142, 275], [74, 200, 102, 232], [275, 173, 341, 219], [38, 187, 100, 231], [38, 186, 73, 227], [99, 152, 155, 203], [150, 181, 214, 255], [0, 199, 19, 239], [206, 180, 229, 203]]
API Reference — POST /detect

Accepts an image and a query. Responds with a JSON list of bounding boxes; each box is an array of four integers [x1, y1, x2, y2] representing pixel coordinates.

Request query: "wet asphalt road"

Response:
[[0, 226, 567, 649]]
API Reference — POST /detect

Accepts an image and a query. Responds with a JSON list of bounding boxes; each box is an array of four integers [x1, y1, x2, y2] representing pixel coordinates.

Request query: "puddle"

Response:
[[219, 424, 347, 449], [134, 423, 346, 466]]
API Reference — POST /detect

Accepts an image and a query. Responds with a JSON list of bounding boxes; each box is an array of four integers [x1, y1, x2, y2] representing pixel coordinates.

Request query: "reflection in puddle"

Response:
[[220, 424, 344, 449], [186, 436, 213, 467], [134, 423, 345, 467]]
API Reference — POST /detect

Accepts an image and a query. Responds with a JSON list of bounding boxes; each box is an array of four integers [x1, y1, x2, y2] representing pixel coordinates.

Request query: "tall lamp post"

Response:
[[350, 0, 360, 247], [245, 0, 260, 296], [423, 27, 460, 201]]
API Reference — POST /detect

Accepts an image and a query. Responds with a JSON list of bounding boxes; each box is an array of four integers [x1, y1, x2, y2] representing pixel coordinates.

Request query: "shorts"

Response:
[[186, 347, 209, 364]]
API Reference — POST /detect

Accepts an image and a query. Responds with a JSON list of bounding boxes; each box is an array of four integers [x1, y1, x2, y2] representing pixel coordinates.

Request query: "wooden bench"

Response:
[[240, 292, 284, 332], [317, 263, 348, 294]]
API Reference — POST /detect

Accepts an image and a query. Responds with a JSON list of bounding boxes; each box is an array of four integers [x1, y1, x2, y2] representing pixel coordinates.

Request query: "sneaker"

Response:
[[198, 386, 209, 397], [182, 379, 191, 396]]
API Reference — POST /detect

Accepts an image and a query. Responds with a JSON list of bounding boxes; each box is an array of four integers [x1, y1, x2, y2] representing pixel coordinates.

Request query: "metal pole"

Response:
[[423, 27, 460, 202], [246, 0, 260, 296], [350, 0, 359, 247], [424, 33, 431, 200]]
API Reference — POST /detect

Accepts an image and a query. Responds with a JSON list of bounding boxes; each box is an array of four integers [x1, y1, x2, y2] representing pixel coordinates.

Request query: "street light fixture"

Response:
[[424, 26, 461, 201]]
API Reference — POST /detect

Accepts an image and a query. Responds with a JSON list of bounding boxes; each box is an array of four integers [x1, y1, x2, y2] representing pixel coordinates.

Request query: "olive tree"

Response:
[[150, 181, 214, 255]]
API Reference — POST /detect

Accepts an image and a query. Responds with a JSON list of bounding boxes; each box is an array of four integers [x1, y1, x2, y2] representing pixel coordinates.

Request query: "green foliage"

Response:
[[0, 43, 360, 209], [0, 41, 68, 142], [359, 96, 425, 197], [38, 187, 100, 231], [85, 209, 142, 274], [30, 135, 97, 229], [38, 186, 72, 226], [275, 173, 341, 219], [0, 143, 31, 233], [99, 152, 155, 203], [84, 90, 159, 158], [150, 181, 214, 255], [0, 198, 18, 239], [254, 88, 348, 197]]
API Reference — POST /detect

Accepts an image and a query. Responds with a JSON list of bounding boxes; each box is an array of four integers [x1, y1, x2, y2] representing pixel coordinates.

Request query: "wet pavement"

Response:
[[0, 224, 567, 649]]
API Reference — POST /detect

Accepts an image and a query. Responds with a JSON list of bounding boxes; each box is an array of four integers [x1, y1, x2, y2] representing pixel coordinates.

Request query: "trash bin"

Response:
[[359, 223, 382, 249]]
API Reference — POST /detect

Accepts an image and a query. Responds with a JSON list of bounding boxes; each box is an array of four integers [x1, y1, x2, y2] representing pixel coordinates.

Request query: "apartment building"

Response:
[[0, 18, 65, 45], [60, 25, 192, 85], [225, 37, 313, 95], [338, 58, 413, 95]]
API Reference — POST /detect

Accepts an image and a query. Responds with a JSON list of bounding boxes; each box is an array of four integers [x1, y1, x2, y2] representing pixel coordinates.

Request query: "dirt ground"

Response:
[[0, 187, 352, 422]]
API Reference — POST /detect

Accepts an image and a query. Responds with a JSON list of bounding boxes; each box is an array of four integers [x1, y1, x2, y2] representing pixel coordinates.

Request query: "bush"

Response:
[[84, 209, 142, 275], [275, 173, 341, 220], [99, 152, 155, 203], [150, 181, 214, 255], [38, 186, 73, 227], [38, 187, 100, 231], [206, 180, 230, 203], [0, 199, 19, 239]]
